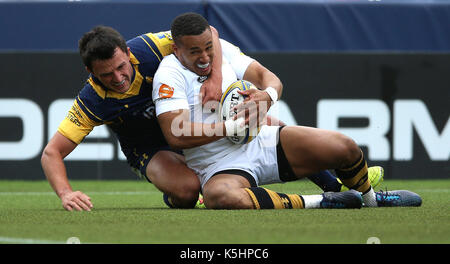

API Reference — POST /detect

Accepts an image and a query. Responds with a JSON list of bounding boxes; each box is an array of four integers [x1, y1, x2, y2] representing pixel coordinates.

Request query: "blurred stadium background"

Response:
[[1, 0, 449, 181]]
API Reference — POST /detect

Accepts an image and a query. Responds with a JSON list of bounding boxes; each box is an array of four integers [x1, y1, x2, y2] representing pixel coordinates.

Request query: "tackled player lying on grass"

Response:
[[153, 12, 422, 210]]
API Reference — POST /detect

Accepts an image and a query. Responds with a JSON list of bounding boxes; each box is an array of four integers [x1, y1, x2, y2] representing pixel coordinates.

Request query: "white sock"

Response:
[[362, 188, 378, 207], [302, 195, 324, 209]]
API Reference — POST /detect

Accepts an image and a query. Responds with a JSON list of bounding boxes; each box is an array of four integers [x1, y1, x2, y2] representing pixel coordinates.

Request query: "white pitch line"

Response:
[[415, 188, 450, 193], [0, 189, 448, 196], [0, 236, 66, 244], [0, 191, 159, 196]]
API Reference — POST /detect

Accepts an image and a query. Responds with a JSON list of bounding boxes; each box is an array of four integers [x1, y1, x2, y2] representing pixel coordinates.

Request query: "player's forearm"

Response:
[[261, 71, 283, 100], [164, 121, 226, 149], [252, 70, 283, 103], [244, 61, 283, 101], [199, 26, 223, 106], [41, 148, 73, 198], [209, 26, 222, 84]]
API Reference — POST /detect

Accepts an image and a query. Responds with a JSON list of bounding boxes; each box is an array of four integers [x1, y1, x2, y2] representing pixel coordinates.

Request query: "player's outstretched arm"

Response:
[[41, 132, 93, 211]]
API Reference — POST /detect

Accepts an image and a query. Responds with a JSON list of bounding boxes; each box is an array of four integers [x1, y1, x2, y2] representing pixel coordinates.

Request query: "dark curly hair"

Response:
[[171, 12, 210, 46], [78, 25, 128, 70]]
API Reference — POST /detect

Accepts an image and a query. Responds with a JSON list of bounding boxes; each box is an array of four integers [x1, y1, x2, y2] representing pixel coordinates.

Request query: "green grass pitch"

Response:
[[0, 179, 449, 244]]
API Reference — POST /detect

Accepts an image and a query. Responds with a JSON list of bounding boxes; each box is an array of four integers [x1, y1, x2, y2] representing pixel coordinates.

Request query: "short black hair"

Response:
[[171, 12, 210, 45], [78, 25, 128, 70]]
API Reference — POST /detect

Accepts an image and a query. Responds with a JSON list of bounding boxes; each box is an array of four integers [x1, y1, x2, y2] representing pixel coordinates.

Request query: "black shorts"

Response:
[[124, 145, 183, 183], [276, 126, 297, 182]]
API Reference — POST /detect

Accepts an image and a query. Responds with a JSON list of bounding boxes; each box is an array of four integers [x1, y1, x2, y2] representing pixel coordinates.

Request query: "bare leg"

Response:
[[279, 126, 375, 206], [202, 174, 253, 209], [279, 126, 361, 177], [146, 151, 201, 208], [202, 173, 326, 210]]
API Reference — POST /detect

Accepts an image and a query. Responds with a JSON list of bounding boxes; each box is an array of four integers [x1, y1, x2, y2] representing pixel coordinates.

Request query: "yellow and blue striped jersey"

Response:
[[58, 31, 174, 153]]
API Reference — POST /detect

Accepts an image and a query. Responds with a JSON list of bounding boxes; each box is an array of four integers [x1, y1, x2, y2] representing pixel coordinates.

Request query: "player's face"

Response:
[[89, 47, 133, 93], [174, 29, 214, 76]]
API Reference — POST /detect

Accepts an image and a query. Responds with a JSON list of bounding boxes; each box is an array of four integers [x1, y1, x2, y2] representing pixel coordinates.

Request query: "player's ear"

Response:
[[85, 66, 93, 74], [172, 43, 179, 56]]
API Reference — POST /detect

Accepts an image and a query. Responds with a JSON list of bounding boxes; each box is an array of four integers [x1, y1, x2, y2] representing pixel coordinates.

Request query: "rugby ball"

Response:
[[218, 80, 260, 144]]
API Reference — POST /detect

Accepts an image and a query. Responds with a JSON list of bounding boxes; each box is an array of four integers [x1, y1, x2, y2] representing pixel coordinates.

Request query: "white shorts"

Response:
[[199, 125, 282, 188]]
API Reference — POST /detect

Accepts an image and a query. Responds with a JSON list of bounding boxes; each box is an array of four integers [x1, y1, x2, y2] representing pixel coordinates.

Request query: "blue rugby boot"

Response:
[[320, 189, 363, 209], [375, 190, 422, 207]]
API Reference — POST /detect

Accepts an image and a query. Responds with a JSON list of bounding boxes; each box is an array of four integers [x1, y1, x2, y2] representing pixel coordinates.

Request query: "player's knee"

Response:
[[202, 185, 228, 209], [171, 197, 198, 209], [169, 182, 201, 208], [174, 189, 199, 207], [203, 185, 248, 209], [335, 133, 361, 167]]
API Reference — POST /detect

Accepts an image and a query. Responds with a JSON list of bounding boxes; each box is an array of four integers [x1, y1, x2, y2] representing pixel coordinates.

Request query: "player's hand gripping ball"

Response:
[[218, 80, 261, 144]]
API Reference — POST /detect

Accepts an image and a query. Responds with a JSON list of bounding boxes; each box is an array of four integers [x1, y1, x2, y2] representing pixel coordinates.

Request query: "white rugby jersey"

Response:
[[152, 39, 255, 177]]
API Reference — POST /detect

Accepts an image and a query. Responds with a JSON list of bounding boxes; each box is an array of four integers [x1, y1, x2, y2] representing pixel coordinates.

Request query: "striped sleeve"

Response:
[[57, 99, 101, 144]]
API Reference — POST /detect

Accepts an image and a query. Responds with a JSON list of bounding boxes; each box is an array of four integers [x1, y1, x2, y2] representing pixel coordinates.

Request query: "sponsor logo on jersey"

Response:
[[158, 84, 174, 99]]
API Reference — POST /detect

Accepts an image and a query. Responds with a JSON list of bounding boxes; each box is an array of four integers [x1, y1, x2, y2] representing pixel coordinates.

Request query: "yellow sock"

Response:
[[335, 151, 371, 194], [244, 187, 304, 209]]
